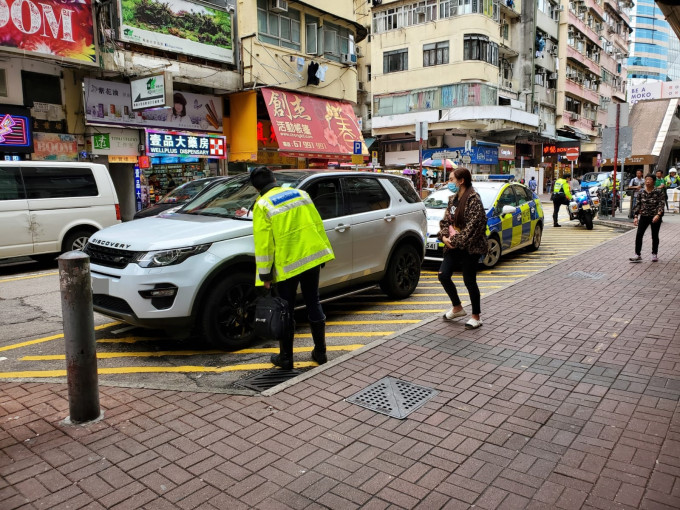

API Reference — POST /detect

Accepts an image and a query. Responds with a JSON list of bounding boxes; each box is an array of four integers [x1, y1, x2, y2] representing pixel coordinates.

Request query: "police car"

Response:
[[424, 178, 544, 267]]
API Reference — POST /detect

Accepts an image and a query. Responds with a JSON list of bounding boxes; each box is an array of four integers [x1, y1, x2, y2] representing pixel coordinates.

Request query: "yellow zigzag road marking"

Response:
[[0, 271, 59, 283], [331, 310, 445, 315], [326, 319, 420, 325], [0, 322, 122, 352], [0, 362, 322, 379], [22, 344, 364, 361], [97, 331, 392, 344]]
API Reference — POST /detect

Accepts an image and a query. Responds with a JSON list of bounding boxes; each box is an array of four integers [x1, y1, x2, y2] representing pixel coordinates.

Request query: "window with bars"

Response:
[[463, 34, 498, 65], [257, 0, 301, 50], [383, 49, 408, 73], [423, 41, 449, 67]]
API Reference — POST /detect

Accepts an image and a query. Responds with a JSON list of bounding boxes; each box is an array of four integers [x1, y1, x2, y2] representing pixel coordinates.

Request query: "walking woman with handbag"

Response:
[[437, 168, 489, 330]]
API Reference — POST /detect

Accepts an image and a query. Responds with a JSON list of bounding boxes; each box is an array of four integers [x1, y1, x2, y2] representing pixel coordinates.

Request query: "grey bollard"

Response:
[[58, 251, 100, 423]]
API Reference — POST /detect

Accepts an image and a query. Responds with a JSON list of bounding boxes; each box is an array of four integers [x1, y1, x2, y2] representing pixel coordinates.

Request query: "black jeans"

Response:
[[276, 265, 325, 324], [438, 248, 481, 315], [635, 216, 661, 255]]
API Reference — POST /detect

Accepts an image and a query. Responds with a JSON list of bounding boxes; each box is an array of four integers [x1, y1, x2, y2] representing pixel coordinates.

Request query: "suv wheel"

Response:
[[380, 244, 421, 299], [200, 273, 258, 350]]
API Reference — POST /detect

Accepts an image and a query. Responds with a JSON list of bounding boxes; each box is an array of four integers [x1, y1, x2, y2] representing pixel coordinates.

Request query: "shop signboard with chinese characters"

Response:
[[84, 78, 223, 132], [423, 146, 497, 165], [0, 0, 97, 65], [262, 88, 367, 160], [146, 130, 227, 159], [118, 0, 234, 64], [542, 142, 581, 158], [0, 107, 33, 154], [88, 128, 140, 157], [32, 133, 79, 161]]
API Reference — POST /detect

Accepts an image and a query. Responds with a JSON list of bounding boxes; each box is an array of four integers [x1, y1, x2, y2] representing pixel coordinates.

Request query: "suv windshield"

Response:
[[158, 179, 215, 204], [178, 172, 307, 219]]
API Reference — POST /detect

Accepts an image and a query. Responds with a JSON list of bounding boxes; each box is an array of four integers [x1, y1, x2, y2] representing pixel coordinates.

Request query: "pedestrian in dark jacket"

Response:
[[437, 168, 488, 330], [630, 173, 665, 263]]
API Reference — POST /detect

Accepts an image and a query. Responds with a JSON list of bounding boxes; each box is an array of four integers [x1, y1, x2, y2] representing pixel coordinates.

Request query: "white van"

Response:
[[0, 162, 121, 261]]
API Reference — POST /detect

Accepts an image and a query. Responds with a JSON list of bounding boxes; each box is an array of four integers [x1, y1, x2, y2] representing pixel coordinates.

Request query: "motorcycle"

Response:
[[568, 190, 599, 230]]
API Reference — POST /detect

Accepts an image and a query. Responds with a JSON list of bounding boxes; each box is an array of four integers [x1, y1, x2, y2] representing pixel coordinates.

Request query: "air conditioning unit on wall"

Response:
[[270, 0, 288, 13], [428, 135, 443, 148], [341, 53, 357, 65]]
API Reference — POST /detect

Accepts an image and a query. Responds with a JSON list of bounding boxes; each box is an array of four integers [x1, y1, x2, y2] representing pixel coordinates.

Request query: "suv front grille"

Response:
[[84, 244, 139, 269], [93, 294, 135, 316]]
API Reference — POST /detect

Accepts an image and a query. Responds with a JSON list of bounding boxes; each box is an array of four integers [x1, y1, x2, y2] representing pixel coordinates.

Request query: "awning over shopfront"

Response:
[[262, 88, 367, 160], [557, 126, 590, 141]]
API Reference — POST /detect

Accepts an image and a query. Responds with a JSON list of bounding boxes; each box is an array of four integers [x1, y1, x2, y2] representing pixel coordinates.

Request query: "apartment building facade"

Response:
[[557, 0, 632, 170], [355, 0, 633, 180]]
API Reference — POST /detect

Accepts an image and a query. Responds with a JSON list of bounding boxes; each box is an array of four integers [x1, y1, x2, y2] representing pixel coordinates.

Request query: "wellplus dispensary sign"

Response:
[[0, 0, 97, 65], [146, 129, 226, 159]]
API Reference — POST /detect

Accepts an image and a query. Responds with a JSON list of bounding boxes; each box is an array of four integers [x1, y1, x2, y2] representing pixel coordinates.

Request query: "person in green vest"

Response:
[[251, 167, 335, 370], [552, 173, 572, 227], [655, 169, 669, 211]]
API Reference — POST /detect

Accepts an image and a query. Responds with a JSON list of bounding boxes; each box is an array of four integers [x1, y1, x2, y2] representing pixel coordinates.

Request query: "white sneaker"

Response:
[[444, 308, 467, 320], [465, 318, 483, 330]]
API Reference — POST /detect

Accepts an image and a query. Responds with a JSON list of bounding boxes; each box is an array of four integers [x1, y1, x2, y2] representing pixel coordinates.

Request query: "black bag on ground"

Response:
[[253, 290, 291, 341]]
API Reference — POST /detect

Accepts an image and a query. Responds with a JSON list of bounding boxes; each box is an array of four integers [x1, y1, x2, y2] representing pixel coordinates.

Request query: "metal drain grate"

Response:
[[568, 271, 606, 280], [238, 369, 301, 392], [345, 377, 438, 419]]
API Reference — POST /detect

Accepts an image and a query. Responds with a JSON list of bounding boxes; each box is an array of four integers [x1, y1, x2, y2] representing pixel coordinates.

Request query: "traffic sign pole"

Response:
[[612, 103, 620, 218]]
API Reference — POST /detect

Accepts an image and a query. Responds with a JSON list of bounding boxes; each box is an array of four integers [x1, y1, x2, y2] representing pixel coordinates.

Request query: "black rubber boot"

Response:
[[271, 321, 294, 370], [310, 320, 327, 365]]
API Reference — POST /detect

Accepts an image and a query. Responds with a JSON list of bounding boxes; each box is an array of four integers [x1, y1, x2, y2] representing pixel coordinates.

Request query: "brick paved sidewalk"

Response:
[[1, 224, 680, 510]]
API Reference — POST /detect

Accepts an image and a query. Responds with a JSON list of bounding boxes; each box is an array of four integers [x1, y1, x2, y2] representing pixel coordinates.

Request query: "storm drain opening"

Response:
[[345, 376, 438, 419], [238, 369, 301, 392], [568, 271, 606, 280]]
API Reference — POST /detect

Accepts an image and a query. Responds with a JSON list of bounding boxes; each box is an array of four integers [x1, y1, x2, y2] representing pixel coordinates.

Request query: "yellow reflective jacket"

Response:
[[553, 178, 572, 200], [253, 186, 335, 286]]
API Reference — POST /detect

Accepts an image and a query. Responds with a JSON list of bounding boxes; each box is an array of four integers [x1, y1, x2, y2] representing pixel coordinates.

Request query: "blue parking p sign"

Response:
[[353, 141, 362, 155]]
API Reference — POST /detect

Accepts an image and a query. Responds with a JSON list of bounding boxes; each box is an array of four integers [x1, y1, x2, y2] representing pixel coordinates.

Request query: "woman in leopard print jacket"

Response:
[[437, 168, 488, 329]]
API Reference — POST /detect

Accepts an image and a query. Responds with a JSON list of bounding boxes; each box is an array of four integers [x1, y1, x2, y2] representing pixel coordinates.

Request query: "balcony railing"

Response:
[[374, 82, 499, 116]]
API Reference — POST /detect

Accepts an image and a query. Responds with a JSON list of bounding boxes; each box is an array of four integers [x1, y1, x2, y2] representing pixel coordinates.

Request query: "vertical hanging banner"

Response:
[[0, 0, 97, 65]]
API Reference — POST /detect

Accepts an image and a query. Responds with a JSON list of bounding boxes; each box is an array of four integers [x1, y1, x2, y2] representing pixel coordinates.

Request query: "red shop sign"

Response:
[[262, 88, 366, 159], [0, 0, 96, 65]]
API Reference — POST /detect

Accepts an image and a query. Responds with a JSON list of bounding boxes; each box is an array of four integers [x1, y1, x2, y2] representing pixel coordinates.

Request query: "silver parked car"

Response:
[[84, 171, 427, 349]]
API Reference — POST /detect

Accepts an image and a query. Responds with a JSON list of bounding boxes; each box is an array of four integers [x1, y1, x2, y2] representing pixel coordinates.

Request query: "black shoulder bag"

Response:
[[253, 288, 291, 341]]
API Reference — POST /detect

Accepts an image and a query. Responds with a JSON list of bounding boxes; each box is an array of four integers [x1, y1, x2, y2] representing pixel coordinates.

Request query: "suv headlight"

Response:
[[136, 244, 211, 268]]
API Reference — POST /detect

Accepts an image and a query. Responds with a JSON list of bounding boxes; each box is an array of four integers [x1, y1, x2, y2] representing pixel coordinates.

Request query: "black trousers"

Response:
[[552, 196, 567, 224], [438, 248, 481, 315], [635, 216, 661, 255], [276, 265, 325, 325]]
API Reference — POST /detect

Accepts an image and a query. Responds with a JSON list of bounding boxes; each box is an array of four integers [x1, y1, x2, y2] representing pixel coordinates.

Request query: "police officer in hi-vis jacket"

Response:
[[251, 167, 335, 370], [552, 173, 572, 227]]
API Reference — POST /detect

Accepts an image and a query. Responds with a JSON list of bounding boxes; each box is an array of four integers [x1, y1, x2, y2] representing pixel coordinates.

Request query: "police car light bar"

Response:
[[472, 174, 515, 182]]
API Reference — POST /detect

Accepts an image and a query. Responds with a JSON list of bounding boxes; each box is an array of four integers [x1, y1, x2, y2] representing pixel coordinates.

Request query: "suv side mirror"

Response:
[[501, 205, 516, 215]]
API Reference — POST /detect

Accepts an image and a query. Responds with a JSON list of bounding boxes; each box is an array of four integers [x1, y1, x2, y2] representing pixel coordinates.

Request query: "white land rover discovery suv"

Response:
[[85, 171, 427, 349]]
